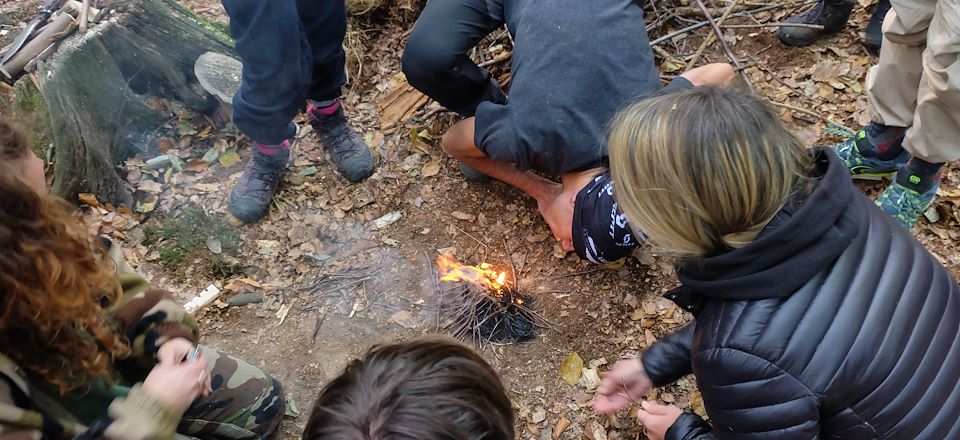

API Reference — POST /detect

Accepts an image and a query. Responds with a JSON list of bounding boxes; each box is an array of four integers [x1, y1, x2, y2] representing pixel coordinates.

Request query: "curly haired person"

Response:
[[0, 118, 285, 439]]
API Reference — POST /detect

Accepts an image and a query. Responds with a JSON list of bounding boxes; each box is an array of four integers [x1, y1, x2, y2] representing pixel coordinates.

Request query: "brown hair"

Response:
[[0, 117, 129, 394], [608, 87, 814, 256], [304, 336, 515, 440]]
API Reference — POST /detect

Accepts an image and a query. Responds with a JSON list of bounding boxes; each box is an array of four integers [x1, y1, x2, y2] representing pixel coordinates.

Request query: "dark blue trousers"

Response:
[[221, 0, 347, 145]]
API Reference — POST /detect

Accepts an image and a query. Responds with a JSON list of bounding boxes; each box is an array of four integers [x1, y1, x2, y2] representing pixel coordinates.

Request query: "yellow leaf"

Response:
[[560, 352, 584, 385], [78, 193, 99, 207], [218, 151, 241, 168]]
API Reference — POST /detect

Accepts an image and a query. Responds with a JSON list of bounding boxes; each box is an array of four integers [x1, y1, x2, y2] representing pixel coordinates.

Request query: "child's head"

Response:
[[304, 336, 514, 440], [0, 117, 127, 394], [608, 87, 813, 256], [0, 118, 46, 194]]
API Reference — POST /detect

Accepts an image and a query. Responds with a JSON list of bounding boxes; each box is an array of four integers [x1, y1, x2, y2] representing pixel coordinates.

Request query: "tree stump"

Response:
[[35, 0, 234, 205]]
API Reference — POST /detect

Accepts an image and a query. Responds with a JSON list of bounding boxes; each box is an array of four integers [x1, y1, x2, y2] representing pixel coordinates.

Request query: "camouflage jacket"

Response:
[[0, 250, 201, 440]]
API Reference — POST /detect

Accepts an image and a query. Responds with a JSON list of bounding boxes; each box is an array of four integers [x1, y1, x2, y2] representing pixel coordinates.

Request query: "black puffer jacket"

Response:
[[642, 149, 960, 440]]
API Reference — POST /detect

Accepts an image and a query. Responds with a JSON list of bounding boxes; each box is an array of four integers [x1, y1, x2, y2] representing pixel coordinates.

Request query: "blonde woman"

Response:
[[594, 87, 960, 440]]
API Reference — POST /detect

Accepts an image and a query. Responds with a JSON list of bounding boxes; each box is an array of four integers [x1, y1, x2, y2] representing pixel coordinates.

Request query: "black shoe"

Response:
[[779, 0, 854, 46], [308, 101, 375, 182], [865, 0, 891, 49], [228, 145, 289, 223], [459, 162, 492, 183]]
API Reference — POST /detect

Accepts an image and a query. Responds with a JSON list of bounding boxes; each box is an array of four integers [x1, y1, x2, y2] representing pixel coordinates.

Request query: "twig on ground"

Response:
[[561, 268, 604, 278], [721, 22, 824, 29], [502, 239, 519, 287], [651, 1, 816, 46], [767, 100, 853, 133], [691, 0, 756, 91], [478, 51, 511, 68]]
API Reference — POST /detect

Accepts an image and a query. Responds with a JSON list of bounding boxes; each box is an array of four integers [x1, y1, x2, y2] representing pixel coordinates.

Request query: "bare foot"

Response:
[[537, 184, 574, 250]]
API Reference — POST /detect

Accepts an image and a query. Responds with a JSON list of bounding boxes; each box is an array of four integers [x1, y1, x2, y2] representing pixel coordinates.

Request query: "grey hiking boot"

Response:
[[778, 0, 854, 46], [308, 101, 375, 182], [228, 144, 289, 224]]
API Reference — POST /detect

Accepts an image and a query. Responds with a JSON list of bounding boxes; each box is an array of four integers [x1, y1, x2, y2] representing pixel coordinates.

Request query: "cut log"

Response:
[[33, 0, 234, 206]]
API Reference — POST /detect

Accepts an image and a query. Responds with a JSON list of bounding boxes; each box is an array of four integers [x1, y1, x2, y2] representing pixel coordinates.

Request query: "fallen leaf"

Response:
[[531, 407, 546, 424], [78, 193, 99, 207], [588, 421, 608, 440], [202, 146, 220, 164], [390, 310, 418, 329], [422, 160, 441, 177], [578, 367, 601, 391], [560, 352, 584, 385], [218, 151, 241, 168], [382, 236, 400, 247], [138, 180, 163, 194], [206, 237, 222, 254], [155, 137, 175, 153], [185, 159, 209, 173], [553, 418, 571, 439], [527, 231, 550, 243], [276, 303, 291, 325], [451, 211, 476, 222]]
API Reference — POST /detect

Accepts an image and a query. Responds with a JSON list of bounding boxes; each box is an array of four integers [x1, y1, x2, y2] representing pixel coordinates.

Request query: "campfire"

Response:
[[436, 254, 550, 344]]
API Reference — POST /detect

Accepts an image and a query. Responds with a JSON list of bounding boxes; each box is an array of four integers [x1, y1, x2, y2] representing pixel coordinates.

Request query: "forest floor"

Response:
[[1, 0, 959, 439]]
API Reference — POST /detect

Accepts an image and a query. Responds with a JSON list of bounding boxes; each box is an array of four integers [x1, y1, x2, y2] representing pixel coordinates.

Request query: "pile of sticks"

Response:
[[438, 280, 553, 347], [1, 0, 104, 80]]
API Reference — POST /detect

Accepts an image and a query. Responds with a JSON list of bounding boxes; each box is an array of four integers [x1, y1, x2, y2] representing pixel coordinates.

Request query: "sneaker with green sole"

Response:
[[834, 125, 909, 180], [875, 173, 938, 230]]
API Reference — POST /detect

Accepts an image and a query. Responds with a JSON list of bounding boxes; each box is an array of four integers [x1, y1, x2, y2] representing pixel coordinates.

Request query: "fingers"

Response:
[[640, 400, 668, 416], [593, 393, 631, 413], [562, 239, 574, 252]]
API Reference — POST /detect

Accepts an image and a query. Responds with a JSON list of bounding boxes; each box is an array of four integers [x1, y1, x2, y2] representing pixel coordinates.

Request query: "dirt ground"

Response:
[[2, 0, 959, 439]]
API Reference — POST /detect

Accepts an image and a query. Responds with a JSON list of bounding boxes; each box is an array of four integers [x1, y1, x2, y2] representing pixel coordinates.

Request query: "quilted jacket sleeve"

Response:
[[641, 323, 695, 387], [666, 348, 820, 440]]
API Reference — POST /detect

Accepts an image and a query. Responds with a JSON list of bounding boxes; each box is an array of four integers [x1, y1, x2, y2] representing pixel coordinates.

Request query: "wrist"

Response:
[[106, 384, 181, 439]]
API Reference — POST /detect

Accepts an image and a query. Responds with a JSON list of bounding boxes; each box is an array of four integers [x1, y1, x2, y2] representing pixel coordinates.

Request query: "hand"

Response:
[[142, 350, 211, 415], [636, 401, 683, 440], [157, 337, 195, 365], [593, 358, 653, 413]]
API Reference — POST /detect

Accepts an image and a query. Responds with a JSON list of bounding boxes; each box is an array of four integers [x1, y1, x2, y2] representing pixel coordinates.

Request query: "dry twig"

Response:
[[767, 100, 853, 133], [690, 0, 756, 91], [721, 22, 824, 29]]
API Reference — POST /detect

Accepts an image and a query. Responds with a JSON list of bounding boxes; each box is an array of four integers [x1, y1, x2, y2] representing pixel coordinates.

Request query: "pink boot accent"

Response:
[[255, 139, 291, 156], [308, 99, 341, 118]]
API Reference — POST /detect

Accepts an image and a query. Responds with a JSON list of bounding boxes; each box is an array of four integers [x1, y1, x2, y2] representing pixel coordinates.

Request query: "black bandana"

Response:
[[572, 172, 645, 263]]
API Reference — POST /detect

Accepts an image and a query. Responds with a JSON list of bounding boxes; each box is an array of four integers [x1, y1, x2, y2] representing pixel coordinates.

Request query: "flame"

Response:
[[437, 254, 510, 294]]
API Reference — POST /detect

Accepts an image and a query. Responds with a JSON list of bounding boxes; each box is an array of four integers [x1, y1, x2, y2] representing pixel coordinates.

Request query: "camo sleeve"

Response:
[[107, 271, 200, 367], [0, 354, 170, 440]]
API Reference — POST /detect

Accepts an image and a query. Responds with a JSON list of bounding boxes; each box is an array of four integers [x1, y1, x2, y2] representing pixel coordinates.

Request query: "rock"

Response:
[[227, 292, 264, 306]]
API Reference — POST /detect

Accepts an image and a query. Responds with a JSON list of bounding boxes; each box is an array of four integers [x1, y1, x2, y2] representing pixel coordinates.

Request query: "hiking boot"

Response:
[[228, 145, 289, 224], [308, 101, 374, 182], [833, 123, 909, 180], [459, 162, 492, 183], [876, 172, 939, 229], [779, 0, 854, 46], [864, 0, 891, 49]]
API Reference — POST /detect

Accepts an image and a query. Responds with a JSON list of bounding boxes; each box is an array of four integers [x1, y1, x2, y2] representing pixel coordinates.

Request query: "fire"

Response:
[[437, 254, 510, 294]]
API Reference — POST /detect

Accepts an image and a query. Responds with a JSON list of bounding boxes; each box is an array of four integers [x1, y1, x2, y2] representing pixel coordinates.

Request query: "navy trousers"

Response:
[[221, 0, 347, 145]]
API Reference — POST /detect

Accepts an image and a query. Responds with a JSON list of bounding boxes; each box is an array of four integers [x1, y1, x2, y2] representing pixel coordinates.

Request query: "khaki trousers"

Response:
[[866, 0, 960, 163]]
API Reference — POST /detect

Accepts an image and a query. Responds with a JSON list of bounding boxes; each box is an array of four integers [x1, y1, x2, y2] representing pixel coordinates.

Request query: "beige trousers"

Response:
[[865, 0, 960, 163]]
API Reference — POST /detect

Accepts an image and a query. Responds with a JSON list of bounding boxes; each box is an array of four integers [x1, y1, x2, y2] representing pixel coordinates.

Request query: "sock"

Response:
[[865, 123, 907, 160], [255, 140, 290, 156], [308, 98, 341, 117], [899, 158, 943, 192]]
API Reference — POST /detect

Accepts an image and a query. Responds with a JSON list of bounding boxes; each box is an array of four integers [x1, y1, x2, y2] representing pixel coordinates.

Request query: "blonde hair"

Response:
[[608, 87, 813, 256]]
